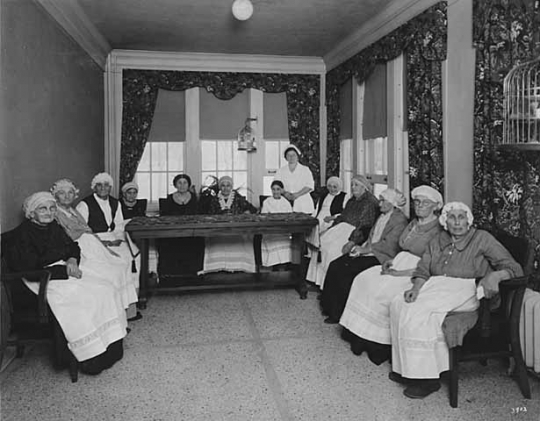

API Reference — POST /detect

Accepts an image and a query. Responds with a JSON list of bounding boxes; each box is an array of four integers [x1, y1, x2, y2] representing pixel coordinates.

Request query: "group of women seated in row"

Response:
[[5, 143, 523, 400], [307, 177, 522, 399]]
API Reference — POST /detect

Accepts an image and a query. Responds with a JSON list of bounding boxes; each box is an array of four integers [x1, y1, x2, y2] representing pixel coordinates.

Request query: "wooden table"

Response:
[[126, 213, 318, 307]]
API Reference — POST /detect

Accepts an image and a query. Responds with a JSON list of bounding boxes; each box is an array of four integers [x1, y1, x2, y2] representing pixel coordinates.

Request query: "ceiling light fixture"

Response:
[[232, 0, 254, 21]]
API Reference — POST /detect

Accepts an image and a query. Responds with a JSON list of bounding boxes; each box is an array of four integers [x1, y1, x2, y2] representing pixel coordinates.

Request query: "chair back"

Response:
[[493, 230, 534, 275]]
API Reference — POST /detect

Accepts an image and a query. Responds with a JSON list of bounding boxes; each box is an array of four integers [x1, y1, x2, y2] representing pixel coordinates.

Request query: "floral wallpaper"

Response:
[[326, 2, 447, 192], [121, 71, 320, 187], [472, 0, 540, 274]]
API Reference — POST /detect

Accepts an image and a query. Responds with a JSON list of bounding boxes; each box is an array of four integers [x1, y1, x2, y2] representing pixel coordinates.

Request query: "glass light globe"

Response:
[[232, 0, 253, 21]]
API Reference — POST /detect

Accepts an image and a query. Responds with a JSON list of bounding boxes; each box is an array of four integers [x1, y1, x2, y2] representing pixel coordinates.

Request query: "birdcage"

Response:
[[502, 58, 540, 150]]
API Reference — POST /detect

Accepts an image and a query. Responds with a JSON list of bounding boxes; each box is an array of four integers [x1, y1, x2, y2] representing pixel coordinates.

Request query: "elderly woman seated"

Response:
[[120, 181, 147, 219], [5, 192, 128, 375], [339, 186, 443, 364], [320, 188, 409, 324], [387, 202, 522, 399], [306, 174, 379, 288], [51, 179, 139, 314], [200, 175, 257, 274]]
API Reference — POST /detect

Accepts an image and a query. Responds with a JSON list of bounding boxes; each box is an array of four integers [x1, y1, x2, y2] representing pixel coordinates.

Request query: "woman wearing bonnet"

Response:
[[201, 175, 257, 274], [4, 192, 127, 375], [339, 185, 443, 365]]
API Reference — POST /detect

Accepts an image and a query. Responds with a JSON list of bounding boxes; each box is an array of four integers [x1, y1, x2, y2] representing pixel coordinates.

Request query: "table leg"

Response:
[[138, 238, 149, 309], [293, 233, 308, 299]]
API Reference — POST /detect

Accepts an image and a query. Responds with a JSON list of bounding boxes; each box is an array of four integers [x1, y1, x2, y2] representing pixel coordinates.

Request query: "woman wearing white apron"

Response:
[[274, 144, 315, 214]]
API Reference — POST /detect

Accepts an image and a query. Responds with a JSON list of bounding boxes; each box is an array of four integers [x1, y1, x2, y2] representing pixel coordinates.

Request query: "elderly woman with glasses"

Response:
[[4, 192, 127, 375], [306, 174, 379, 289], [339, 186, 443, 365], [201, 175, 257, 274], [387, 202, 522, 399], [320, 188, 409, 325], [51, 179, 139, 314]]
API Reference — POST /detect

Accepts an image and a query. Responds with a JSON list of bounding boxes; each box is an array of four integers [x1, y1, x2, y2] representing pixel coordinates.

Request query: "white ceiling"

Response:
[[75, 0, 395, 57]]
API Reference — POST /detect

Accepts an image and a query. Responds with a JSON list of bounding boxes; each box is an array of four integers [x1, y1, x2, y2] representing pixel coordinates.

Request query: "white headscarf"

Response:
[[121, 181, 139, 194], [326, 176, 343, 193], [411, 185, 443, 209], [51, 179, 79, 198], [439, 201, 474, 230], [380, 188, 407, 208], [91, 172, 114, 190], [23, 192, 56, 219], [283, 144, 302, 158]]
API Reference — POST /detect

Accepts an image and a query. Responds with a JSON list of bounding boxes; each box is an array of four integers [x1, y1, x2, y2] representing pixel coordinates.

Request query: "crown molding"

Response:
[[109, 50, 326, 75], [324, 0, 441, 70], [34, 0, 111, 69]]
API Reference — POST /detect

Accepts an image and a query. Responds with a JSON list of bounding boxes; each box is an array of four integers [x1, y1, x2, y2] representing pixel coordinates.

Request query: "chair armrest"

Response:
[[1, 269, 52, 323]]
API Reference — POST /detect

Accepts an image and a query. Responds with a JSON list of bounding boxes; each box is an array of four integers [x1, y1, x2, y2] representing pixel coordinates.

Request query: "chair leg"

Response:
[[68, 352, 79, 383], [15, 344, 24, 358], [509, 331, 531, 399], [449, 348, 459, 408]]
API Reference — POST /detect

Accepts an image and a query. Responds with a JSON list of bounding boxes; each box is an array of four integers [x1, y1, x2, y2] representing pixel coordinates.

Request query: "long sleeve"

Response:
[[371, 210, 409, 263]]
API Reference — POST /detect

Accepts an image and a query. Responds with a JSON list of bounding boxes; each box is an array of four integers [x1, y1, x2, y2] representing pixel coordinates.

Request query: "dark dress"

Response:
[[158, 193, 203, 279], [320, 209, 408, 323], [121, 199, 147, 219]]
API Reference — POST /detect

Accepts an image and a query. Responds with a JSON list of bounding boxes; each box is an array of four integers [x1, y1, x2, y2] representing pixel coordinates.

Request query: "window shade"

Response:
[[339, 78, 353, 140], [199, 89, 249, 139], [147, 89, 186, 142], [263, 92, 288, 139], [363, 64, 387, 139]]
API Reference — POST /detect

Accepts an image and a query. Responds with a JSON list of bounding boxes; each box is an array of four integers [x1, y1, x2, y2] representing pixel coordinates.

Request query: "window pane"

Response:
[[138, 145, 151, 171], [202, 172, 218, 189], [234, 148, 247, 170], [217, 142, 233, 171], [168, 143, 184, 172], [263, 176, 274, 196], [136, 173, 151, 200], [151, 143, 167, 171], [265, 141, 280, 170], [234, 172, 248, 197], [373, 183, 387, 197], [280, 141, 290, 167], [201, 141, 216, 171], [151, 172, 168, 202]]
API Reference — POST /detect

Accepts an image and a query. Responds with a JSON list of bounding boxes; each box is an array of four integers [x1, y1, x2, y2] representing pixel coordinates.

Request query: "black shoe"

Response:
[[388, 372, 411, 385], [351, 341, 365, 356], [403, 380, 441, 399], [324, 317, 339, 324], [80, 359, 103, 376], [368, 350, 390, 366], [128, 311, 143, 322]]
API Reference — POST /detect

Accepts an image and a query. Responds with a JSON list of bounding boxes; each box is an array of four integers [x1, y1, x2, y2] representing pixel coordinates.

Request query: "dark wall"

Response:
[[0, 0, 104, 231]]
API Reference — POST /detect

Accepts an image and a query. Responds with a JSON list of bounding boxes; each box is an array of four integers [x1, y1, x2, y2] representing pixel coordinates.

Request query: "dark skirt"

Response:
[[157, 237, 204, 280], [80, 339, 124, 375], [320, 254, 379, 322]]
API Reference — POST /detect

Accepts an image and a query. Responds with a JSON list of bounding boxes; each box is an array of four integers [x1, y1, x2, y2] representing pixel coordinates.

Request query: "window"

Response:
[[135, 142, 185, 203], [358, 136, 388, 197], [340, 138, 353, 195], [201, 140, 248, 196]]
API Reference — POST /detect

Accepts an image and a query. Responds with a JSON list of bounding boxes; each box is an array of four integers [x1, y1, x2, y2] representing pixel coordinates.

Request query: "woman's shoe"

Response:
[[367, 350, 390, 366], [350, 341, 365, 356], [128, 311, 143, 322], [323, 317, 339, 324], [388, 372, 410, 385], [403, 380, 441, 399]]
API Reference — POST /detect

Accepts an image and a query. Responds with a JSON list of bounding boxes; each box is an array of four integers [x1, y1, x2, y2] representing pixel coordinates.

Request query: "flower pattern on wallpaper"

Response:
[[472, 0, 540, 273], [325, 2, 447, 193], [121, 71, 320, 187]]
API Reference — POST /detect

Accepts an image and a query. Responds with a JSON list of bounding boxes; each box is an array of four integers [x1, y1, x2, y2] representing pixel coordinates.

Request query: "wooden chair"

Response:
[[443, 231, 533, 407], [0, 231, 78, 382]]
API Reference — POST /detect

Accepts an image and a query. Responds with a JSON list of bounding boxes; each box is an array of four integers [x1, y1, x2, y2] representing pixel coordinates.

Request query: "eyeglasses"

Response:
[[413, 199, 436, 207]]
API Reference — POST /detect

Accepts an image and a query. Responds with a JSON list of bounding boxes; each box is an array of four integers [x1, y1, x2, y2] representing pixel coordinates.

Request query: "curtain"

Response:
[[121, 71, 320, 187], [326, 2, 447, 191], [472, 0, 540, 266], [363, 64, 387, 139]]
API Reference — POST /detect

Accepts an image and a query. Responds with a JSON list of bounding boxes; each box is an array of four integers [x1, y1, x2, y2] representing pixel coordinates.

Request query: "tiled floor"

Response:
[[1, 289, 539, 421]]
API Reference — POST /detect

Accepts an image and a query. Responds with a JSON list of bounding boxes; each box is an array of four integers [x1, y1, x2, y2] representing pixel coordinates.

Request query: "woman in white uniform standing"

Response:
[[274, 144, 315, 214]]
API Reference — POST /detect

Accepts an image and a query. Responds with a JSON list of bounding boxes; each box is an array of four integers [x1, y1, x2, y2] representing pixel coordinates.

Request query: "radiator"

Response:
[[520, 289, 540, 374]]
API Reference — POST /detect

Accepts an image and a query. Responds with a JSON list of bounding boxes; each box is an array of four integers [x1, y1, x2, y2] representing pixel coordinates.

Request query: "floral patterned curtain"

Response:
[[121, 71, 320, 187], [472, 0, 540, 267], [326, 2, 447, 191]]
